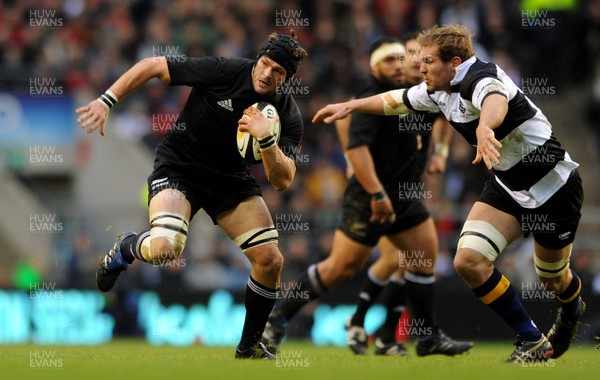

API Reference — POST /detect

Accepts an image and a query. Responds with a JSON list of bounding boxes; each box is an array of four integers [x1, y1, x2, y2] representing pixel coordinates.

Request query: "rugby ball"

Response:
[[237, 102, 281, 164]]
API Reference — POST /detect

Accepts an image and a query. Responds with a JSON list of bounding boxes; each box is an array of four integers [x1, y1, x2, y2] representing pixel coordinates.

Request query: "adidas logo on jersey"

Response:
[[217, 99, 233, 111]]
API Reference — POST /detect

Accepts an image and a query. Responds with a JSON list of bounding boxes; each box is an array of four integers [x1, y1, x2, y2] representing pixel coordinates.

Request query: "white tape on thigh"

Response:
[[534, 249, 571, 278], [233, 226, 278, 252], [148, 211, 189, 258], [457, 220, 507, 262]]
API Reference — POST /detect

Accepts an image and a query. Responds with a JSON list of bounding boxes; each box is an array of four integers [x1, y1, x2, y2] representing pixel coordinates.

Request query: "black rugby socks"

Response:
[[404, 271, 437, 339], [556, 271, 582, 322], [238, 276, 279, 351], [377, 275, 407, 343], [271, 264, 326, 322], [350, 267, 387, 327], [120, 231, 150, 263]]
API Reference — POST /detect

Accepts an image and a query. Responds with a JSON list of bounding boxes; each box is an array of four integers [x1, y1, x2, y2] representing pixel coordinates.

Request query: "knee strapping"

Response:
[[144, 211, 189, 260], [233, 226, 278, 253], [534, 249, 571, 279], [457, 220, 507, 262]]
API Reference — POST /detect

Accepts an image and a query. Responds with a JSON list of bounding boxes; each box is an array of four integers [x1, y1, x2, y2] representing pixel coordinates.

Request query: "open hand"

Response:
[[312, 103, 352, 124], [76, 99, 109, 136], [473, 126, 502, 170]]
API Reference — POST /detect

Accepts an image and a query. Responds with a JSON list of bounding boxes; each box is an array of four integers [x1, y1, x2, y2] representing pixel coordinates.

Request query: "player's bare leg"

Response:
[[262, 230, 373, 352], [96, 189, 191, 292], [453, 202, 552, 362], [316, 231, 376, 288], [218, 195, 282, 359], [315, 232, 375, 355]]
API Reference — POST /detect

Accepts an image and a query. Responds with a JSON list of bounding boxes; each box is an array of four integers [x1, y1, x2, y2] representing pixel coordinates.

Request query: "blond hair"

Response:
[[417, 24, 474, 62]]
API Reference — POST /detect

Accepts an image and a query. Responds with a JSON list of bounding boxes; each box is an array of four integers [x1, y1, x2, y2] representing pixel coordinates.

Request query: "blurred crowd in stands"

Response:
[[2, 0, 600, 299]]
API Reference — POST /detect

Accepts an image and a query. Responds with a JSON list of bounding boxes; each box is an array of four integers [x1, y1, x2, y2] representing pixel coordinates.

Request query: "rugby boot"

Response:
[[374, 338, 408, 356], [235, 342, 276, 360], [507, 334, 553, 363], [416, 330, 474, 356], [96, 232, 135, 292], [261, 314, 288, 354], [547, 297, 586, 358], [345, 317, 368, 355]]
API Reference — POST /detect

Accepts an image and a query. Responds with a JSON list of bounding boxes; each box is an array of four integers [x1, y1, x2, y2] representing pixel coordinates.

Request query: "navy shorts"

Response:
[[478, 170, 583, 249]]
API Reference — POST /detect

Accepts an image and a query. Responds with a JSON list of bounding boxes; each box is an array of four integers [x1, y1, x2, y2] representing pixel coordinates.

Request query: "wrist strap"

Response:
[[98, 90, 118, 110], [434, 142, 449, 159], [371, 189, 387, 202], [258, 134, 276, 150]]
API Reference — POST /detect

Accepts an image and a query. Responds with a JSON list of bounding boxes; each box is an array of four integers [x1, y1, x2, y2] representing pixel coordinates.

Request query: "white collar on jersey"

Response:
[[450, 56, 477, 86]]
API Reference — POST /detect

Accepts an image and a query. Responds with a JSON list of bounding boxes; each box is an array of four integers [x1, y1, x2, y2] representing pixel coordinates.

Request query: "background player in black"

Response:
[[341, 36, 455, 356], [261, 38, 471, 357], [76, 31, 307, 359]]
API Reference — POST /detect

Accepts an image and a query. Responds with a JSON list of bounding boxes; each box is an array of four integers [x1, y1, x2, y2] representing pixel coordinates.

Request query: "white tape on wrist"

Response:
[[98, 90, 119, 111], [258, 133, 276, 150], [434, 143, 449, 159]]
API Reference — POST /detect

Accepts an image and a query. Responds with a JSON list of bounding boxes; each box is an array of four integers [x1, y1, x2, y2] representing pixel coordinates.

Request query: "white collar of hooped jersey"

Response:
[[450, 55, 477, 87]]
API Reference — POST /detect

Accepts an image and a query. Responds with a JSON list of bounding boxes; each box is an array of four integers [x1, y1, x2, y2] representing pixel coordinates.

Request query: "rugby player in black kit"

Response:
[[76, 31, 307, 359]]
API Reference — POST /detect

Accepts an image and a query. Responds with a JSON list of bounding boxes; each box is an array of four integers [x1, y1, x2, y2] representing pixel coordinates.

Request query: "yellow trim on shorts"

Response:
[[480, 275, 510, 305]]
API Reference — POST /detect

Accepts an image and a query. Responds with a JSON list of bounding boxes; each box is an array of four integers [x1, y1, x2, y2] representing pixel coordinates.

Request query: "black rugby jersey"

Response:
[[401, 56, 578, 208], [348, 75, 437, 184], [160, 56, 303, 172]]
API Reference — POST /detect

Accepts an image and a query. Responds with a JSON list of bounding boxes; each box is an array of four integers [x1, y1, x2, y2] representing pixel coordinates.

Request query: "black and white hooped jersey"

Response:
[[401, 56, 578, 208]]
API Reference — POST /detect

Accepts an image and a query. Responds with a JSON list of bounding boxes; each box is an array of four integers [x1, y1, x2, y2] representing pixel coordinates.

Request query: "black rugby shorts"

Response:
[[338, 179, 430, 247], [147, 147, 261, 224], [478, 170, 583, 250]]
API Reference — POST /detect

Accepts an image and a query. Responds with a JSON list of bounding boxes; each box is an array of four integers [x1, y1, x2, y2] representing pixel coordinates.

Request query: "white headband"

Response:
[[369, 42, 405, 68]]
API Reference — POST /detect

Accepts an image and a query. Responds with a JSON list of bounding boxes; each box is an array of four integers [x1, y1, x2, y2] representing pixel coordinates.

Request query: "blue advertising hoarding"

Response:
[[0, 92, 76, 175]]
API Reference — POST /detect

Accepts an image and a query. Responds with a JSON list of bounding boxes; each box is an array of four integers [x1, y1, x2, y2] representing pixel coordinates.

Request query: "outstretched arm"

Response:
[[427, 114, 453, 174], [472, 93, 507, 170], [76, 56, 171, 136], [312, 89, 411, 124]]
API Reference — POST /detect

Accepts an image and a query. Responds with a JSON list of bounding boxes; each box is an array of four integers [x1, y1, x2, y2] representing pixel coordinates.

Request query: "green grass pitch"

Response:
[[1, 339, 598, 380]]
